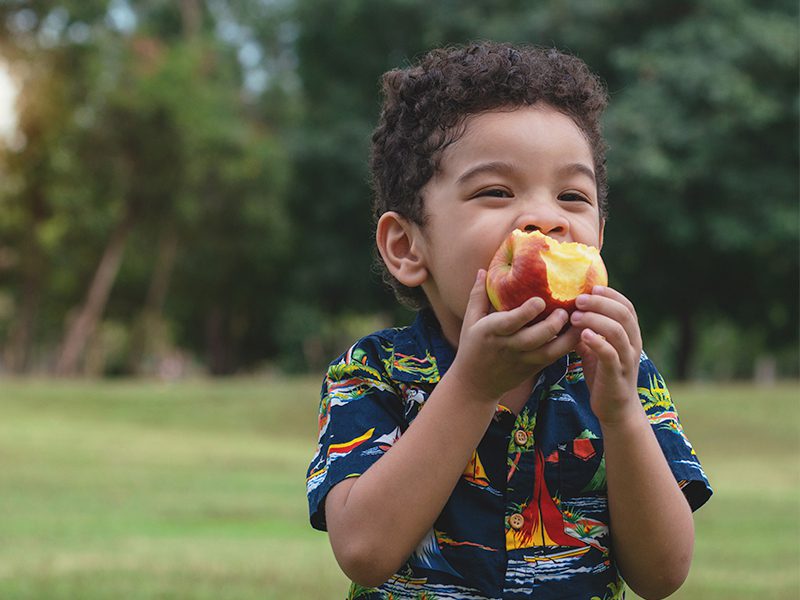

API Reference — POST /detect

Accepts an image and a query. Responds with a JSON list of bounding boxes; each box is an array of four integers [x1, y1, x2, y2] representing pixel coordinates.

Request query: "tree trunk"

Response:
[[3, 277, 41, 374], [128, 226, 179, 374], [4, 265, 42, 373], [180, 0, 202, 38], [4, 185, 49, 373], [675, 309, 696, 381], [205, 305, 234, 375], [55, 213, 134, 376]]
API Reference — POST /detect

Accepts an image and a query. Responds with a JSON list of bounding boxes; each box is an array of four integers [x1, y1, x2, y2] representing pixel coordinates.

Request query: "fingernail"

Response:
[[571, 310, 584, 323], [528, 296, 545, 308], [576, 294, 589, 307]]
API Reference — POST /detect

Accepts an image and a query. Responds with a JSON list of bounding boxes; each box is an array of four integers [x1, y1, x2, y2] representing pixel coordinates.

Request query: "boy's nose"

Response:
[[515, 213, 568, 238]]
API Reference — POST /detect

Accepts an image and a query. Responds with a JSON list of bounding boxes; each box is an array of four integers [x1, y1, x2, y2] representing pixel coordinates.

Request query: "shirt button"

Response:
[[513, 429, 529, 446], [509, 513, 525, 530]]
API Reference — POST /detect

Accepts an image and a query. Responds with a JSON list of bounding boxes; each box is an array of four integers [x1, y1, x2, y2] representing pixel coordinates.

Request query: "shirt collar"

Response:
[[389, 308, 570, 389], [536, 353, 570, 395], [389, 309, 453, 385]]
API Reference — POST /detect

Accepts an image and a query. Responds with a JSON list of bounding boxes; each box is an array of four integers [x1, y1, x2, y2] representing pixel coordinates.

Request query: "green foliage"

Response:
[[283, 0, 799, 376], [0, 0, 796, 375], [601, 0, 799, 356], [0, 1, 291, 373]]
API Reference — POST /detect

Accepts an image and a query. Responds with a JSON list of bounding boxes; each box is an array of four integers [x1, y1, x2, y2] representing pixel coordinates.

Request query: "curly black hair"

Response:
[[370, 41, 609, 309]]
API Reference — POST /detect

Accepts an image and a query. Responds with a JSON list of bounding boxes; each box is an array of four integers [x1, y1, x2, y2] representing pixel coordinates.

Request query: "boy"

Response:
[[307, 42, 711, 600]]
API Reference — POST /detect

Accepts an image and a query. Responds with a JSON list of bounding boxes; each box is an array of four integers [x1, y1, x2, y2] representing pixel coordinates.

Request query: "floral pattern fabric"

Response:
[[307, 310, 712, 600]]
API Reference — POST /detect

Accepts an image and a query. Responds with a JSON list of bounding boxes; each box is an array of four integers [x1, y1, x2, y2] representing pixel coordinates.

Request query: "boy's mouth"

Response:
[[485, 229, 607, 319]]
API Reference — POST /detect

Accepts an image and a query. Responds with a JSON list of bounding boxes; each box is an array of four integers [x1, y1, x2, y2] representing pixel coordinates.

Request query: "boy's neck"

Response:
[[498, 376, 538, 416], [426, 305, 462, 351], [424, 305, 539, 414]]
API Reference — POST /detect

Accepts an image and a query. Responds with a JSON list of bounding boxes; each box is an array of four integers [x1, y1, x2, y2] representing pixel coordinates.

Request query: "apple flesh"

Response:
[[486, 230, 607, 317]]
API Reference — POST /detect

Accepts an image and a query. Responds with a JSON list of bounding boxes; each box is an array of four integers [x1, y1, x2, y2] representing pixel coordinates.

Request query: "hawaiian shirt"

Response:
[[306, 309, 712, 600]]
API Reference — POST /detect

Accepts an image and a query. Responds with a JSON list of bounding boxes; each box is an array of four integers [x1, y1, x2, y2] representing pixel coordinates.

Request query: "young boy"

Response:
[[306, 42, 711, 600]]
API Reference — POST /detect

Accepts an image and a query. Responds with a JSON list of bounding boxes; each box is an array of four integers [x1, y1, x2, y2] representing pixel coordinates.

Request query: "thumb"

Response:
[[463, 269, 491, 328]]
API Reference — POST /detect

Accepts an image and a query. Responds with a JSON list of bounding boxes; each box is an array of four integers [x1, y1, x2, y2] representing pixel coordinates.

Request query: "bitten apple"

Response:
[[486, 229, 607, 317]]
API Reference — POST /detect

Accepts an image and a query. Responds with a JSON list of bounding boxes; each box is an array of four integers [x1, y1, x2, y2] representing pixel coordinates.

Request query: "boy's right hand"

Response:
[[451, 269, 580, 402]]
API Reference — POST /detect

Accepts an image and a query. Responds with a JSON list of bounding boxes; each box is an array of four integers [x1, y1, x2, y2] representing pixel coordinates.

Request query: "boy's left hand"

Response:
[[570, 286, 643, 425]]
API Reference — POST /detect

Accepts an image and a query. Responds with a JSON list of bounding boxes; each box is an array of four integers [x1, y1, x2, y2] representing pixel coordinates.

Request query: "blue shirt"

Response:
[[307, 310, 712, 600]]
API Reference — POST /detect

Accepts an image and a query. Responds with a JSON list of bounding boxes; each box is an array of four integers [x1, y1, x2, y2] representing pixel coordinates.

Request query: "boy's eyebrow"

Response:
[[455, 161, 516, 185], [558, 162, 596, 184], [455, 161, 596, 185]]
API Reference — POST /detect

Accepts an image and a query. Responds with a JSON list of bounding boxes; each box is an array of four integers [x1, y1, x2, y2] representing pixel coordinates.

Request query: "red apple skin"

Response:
[[485, 230, 607, 319]]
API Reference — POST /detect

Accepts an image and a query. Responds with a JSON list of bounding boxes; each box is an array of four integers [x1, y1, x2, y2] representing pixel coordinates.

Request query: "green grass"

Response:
[[0, 378, 798, 599]]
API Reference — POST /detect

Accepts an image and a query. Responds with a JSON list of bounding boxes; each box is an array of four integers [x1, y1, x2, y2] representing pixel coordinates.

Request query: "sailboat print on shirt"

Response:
[[408, 529, 462, 578], [462, 449, 502, 495], [506, 449, 592, 554]]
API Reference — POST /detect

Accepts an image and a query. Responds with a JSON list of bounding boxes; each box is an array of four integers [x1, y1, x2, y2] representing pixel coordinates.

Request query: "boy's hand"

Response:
[[451, 269, 580, 402], [570, 286, 643, 425]]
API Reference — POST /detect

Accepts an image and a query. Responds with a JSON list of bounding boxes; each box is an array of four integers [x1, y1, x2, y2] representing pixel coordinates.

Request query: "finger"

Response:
[[575, 338, 593, 363], [508, 308, 570, 350], [571, 309, 627, 344], [570, 310, 635, 364], [463, 269, 491, 328], [584, 285, 637, 319], [526, 324, 581, 364], [490, 296, 547, 336], [573, 293, 642, 350], [575, 292, 633, 324], [579, 328, 621, 368]]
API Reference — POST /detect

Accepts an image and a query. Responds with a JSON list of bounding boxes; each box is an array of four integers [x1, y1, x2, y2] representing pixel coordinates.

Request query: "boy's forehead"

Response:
[[436, 105, 593, 176]]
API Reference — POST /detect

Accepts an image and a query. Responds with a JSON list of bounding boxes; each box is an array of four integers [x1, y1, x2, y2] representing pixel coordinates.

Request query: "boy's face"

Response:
[[414, 103, 605, 346]]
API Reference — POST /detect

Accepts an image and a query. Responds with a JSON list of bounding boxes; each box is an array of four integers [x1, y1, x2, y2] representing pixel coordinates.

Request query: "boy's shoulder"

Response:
[[325, 324, 409, 383], [327, 314, 445, 387], [333, 324, 408, 365]]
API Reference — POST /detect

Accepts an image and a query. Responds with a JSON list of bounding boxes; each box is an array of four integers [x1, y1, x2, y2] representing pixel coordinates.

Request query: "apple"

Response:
[[486, 229, 607, 317]]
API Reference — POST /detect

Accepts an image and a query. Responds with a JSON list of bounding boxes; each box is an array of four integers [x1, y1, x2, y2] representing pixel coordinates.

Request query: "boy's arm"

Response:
[[325, 368, 499, 587], [571, 287, 694, 599], [325, 271, 580, 587]]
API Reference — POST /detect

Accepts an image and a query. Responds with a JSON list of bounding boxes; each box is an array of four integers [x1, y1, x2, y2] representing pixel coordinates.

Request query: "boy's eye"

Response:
[[559, 192, 591, 203], [476, 188, 512, 198]]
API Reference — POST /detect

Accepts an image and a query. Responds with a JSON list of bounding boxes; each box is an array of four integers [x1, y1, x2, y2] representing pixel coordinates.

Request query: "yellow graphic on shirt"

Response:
[[390, 351, 440, 383], [327, 428, 375, 457], [506, 449, 585, 551], [463, 450, 490, 487]]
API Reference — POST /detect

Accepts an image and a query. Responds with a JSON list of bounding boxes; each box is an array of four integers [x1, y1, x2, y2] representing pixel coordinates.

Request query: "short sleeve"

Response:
[[637, 353, 712, 512], [306, 335, 406, 531]]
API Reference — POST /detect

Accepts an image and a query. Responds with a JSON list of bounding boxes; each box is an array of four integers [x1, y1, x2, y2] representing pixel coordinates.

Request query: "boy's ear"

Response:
[[375, 211, 428, 288], [598, 218, 605, 250]]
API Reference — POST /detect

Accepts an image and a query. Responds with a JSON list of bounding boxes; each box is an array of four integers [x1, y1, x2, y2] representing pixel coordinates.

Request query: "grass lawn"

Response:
[[0, 377, 797, 599]]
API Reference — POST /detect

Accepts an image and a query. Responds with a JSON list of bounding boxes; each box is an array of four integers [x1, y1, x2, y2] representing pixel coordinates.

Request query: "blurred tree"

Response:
[[600, 0, 798, 377], [277, 0, 481, 368], [0, 0, 795, 377], [287, 0, 423, 318], [0, 58, 66, 372], [54, 38, 188, 375], [0, 0, 110, 372], [284, 0, 798, 377], [0, 0, 290, 375]]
